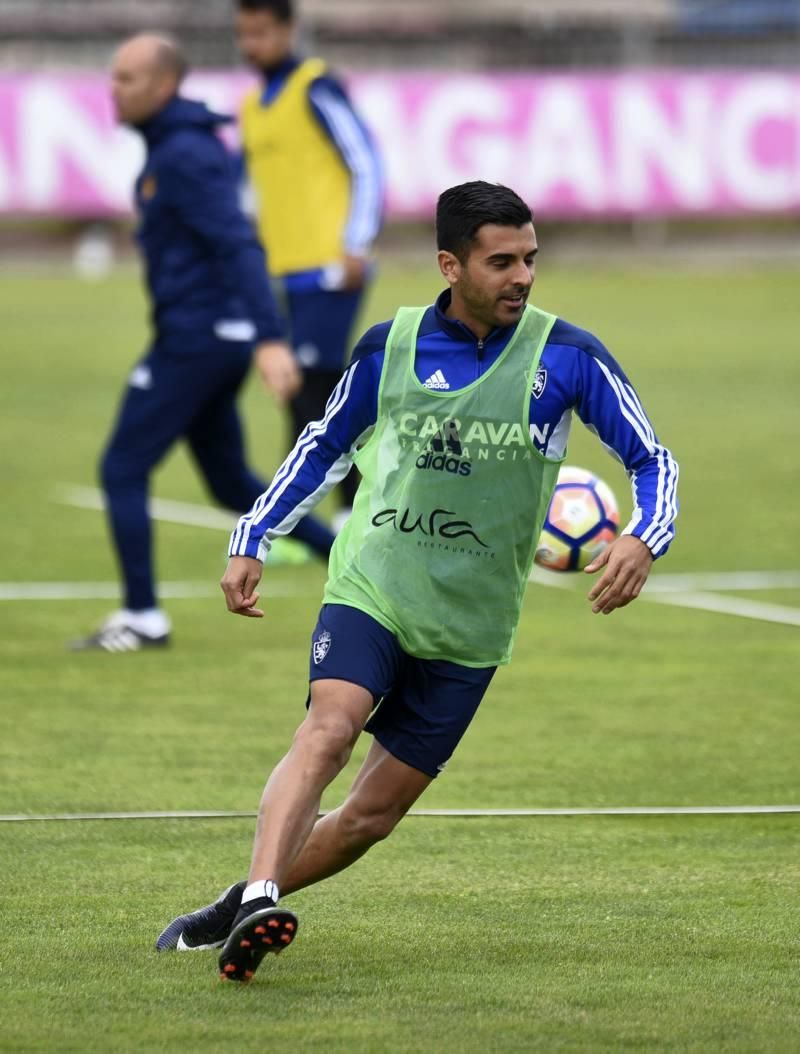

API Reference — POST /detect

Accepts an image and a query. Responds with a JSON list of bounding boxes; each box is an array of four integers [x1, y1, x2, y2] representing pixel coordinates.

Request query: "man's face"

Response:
[[110, 43, 170, 125], [442, 223, 538, 332], [235, 9, 293, 69]]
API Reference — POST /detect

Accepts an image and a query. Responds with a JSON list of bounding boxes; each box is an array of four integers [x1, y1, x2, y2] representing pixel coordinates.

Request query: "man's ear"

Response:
[[437, 249, 461, 286]]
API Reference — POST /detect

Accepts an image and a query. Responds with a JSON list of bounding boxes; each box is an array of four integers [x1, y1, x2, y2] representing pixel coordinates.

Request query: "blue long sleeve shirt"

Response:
[[230, 291, 679, 561], [135, 95, 284, 345]]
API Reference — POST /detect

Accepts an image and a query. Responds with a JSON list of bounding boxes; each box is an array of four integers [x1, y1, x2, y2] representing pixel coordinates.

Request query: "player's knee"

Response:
[[292, 713, 358, 772]]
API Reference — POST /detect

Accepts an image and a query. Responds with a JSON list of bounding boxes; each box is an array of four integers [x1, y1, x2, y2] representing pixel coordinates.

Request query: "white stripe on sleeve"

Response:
[[591, 358, 678, 554], [257, 451, 354, 558], [230, 364, 358, 556], [642, 454, 679, 554], [310, 85, 382, 252], [593, 358, 656, 451]]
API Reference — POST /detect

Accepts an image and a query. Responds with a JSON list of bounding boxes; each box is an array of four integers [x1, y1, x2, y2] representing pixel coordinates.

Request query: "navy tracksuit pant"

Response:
[[283, 283, 366, 509], [100, 335, 332, 611]]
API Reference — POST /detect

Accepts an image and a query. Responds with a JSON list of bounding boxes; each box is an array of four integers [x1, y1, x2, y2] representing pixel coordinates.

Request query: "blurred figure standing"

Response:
[[72, 33, 334, 652], [235, 0, 384, 524]]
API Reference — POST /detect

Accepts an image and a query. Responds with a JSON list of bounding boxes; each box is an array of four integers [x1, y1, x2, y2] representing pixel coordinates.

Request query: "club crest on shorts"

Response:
[[532, 366, 547, 399], [313, 630, 332, 665]]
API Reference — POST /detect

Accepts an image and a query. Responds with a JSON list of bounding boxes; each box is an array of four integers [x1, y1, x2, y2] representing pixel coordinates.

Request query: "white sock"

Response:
[[242, 879, 280, 905], [121, 608, 171, 638]]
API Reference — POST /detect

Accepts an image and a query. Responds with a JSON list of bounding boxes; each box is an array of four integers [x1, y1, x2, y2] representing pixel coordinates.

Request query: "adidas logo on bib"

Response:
[[423, 370, 450, 390]]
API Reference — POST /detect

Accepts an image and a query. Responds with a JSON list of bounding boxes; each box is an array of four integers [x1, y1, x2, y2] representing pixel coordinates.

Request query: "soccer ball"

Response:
[[535, 466, 620, 572]]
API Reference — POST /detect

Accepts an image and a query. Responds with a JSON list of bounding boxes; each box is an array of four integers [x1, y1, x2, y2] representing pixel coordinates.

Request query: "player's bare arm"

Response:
[[585, 535, 653, 615], [221, 555, 265, 617]]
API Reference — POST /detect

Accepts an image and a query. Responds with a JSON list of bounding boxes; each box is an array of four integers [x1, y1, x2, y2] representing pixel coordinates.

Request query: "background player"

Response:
[[156, 181, 678, 981], [72, 33, 334, 652], [235, 0, 384, 524]]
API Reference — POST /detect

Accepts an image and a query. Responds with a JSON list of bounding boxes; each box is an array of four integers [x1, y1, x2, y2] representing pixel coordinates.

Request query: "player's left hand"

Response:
[[255, 340, 302, 403], [585, 535, 653, 615]]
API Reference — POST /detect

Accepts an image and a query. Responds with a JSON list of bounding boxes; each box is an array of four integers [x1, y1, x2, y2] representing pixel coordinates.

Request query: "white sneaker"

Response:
[[69, 610, 171, 652]]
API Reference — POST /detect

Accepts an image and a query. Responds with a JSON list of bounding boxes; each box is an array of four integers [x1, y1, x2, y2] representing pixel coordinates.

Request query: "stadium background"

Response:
[[1, 2, 798, 1051]]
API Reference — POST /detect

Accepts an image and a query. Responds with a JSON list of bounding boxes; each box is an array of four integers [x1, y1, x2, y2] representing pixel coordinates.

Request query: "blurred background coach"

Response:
[[72, 32, 334, 652]]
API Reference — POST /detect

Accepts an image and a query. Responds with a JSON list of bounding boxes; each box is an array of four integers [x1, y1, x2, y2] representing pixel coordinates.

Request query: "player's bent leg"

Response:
[[247, 679, 374, 889], [281, 740, 432, 896], [217, 679, 373, 982], [166, 744, 430, 963]]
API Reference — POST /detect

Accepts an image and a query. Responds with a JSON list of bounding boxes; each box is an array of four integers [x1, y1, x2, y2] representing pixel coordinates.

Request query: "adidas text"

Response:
[[415, 451, 472, 477]]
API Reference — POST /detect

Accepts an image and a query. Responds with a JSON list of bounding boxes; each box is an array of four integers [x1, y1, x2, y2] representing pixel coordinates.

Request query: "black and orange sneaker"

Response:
[[155, 881, 245, 952], [218, 899, 299, 983]]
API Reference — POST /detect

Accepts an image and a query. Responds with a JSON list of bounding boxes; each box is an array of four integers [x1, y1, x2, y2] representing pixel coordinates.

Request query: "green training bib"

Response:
[[324, 304, 563, 666]]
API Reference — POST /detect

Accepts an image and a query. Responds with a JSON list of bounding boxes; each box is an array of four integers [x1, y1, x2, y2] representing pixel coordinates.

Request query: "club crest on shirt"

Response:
[[532, 366, 547, 399], [140, 175, 157, 201], [313, 630, 332, 665]]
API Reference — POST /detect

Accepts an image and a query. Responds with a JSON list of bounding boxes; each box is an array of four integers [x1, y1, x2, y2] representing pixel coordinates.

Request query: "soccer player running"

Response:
[[234, 0, 384, 526], [156, 182, 679, 982], [72, 34, 334, 653]]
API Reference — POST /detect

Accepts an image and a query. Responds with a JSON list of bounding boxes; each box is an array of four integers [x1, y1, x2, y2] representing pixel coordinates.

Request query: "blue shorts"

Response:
[[308, 604, 496, 779]]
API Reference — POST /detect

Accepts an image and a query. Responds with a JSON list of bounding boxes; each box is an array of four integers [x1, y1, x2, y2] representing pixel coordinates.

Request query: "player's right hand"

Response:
[[220, 556, 265, 618]]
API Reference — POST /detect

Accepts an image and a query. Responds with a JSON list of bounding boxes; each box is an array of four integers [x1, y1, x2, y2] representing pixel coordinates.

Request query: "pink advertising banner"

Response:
[[1, 70, 799, 218]]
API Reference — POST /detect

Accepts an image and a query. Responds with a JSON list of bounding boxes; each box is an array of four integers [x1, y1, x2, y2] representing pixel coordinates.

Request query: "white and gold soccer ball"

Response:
[[535, 466, 620, 572]]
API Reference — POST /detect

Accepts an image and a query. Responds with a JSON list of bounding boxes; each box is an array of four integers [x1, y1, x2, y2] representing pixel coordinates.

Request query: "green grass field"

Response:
[[1, 258, 798, 1052]]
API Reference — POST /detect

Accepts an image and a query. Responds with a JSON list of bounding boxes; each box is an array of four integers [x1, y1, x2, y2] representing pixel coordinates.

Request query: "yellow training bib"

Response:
[[241, 58, 351, 276]]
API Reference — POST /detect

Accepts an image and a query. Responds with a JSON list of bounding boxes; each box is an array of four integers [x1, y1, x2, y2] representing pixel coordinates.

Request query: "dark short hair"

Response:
[[436, 181, 533, 261], [237, 0, 293, 21]]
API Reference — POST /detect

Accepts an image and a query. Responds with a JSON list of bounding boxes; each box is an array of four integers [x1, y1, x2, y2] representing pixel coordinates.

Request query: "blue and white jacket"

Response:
[[230, 291, 679, 560]]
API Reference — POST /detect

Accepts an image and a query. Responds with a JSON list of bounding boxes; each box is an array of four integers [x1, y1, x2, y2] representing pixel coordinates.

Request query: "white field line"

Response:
[[644, 570, 800, 593], [530, 566, 800, 593], [0, 582, 216, 601], [643, 590, 800, 627], [55, 484, 237, 531], [528, 567, 578, 590], [530, 567, 800, 627], [58, 485, 800, 598], [1, 805, 799, 823], [54, 486, 800, 627], [0, 581, 301, 601]]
